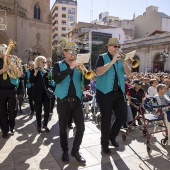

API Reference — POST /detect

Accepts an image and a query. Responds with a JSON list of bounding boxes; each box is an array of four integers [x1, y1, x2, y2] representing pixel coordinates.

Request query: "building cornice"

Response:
[[0, 1, 27, 18], [123, 32, 170, 50]]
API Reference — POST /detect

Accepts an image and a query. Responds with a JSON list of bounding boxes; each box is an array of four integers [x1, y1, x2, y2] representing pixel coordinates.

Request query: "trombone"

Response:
[[117, 50, 140, 68]]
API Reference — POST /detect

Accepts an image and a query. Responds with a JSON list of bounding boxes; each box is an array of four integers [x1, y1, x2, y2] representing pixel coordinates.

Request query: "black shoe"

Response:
[[71, 152, 86, 163], [62, 152, 69, 162], [102, 147, 111, 155], [123, 123, 128, 128], [68, 124, 73, 129], [2, 134, 8, 139], [110, 139, 119, 147], [37, 127, 42, 133], [30, 111, 34, 115], [132, 123, 138, 127], [138, 120, 143, 126], [43, 126, 50, 133], [10, 128, 15, 134]]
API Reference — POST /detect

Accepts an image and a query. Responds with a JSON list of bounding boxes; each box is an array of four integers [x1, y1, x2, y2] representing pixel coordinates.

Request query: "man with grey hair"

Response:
[[154, 84, 170, 105]]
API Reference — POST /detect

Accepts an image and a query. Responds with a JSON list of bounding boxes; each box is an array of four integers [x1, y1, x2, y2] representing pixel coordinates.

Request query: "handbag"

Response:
[[41, 73, 54, 98], [46, 87, 54, 98]]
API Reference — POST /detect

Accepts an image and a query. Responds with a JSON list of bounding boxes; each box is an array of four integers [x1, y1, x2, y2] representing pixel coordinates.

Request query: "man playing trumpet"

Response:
[[96, 38, 131, 154], [53, 41, 86, 164]]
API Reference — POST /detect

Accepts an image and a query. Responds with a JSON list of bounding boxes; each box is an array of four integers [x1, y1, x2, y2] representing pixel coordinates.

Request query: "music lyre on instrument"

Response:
[[117, 50, 139, 68], [76, 53, 95, 80]]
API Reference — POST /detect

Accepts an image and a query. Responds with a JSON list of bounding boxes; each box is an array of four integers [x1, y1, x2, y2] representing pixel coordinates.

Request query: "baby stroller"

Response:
[[122, 97, 168, 154]]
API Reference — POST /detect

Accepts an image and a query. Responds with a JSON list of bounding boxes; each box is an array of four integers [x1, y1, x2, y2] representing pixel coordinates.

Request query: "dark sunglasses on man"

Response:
[[113, 45, 120, 48]]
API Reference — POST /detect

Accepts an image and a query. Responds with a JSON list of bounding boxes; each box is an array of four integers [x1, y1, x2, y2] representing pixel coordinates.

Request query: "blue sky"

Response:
[[50, 0, 170, 22]]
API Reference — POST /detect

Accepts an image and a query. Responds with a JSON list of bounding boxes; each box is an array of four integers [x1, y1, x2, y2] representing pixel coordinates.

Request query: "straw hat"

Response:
[[63, 41, 77, 50], [106, 38, 121, 46]]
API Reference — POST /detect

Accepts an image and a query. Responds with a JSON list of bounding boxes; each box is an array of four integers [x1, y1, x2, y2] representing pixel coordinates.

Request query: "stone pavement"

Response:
[[1, 100, 170, 170]]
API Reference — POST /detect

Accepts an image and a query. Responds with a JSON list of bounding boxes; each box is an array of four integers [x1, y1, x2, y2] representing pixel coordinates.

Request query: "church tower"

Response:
[[0, 0, 52, 63]]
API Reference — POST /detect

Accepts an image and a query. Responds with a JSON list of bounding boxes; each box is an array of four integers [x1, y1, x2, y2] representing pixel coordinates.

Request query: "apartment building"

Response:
[[51, 0, 77, 44]]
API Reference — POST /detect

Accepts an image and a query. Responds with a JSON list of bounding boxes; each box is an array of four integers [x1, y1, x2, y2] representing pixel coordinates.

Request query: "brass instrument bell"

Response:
[[77, 64, 95, 80], [118, 51, 140, 68]]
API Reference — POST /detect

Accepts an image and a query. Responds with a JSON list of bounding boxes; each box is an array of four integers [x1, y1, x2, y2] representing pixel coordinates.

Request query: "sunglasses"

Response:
[[68, 50, 77, 55], [113, 45, 120, 48]]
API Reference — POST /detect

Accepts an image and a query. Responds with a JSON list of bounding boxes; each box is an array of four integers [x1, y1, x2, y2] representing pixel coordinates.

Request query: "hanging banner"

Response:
[[0, 10, 7, 30]]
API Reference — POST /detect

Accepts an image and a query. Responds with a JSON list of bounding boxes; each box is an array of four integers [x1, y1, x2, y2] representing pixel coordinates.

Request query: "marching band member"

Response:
[[95, 38, 131, 154], [0, 53, 18, 138], [26, 61, 35, 115], [29, 56, 51, 133], [53, 42, 86, 163]]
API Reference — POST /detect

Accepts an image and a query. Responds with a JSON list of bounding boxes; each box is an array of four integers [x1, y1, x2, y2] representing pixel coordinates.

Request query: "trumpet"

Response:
[[117, 50, 140, 68], [77, 64, 95, 80]]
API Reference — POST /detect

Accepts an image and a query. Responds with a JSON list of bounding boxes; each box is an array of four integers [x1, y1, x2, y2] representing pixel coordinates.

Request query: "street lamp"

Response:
[[160, 50, 169, 62]]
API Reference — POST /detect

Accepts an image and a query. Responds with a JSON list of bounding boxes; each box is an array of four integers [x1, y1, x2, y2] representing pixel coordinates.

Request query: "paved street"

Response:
[[1, 100, 170, 170]]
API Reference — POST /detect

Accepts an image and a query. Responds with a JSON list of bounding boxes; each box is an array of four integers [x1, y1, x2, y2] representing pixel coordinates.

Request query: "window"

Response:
[[68, 15, 75, 21], [62, 7, 66, 12], [68, 8, 75, 14], [62, 14, 66, 18], [34, 3, 40, 20], [68, 22, 74, 27], [62, 27, 66, 31], [62, 21, 66, 25]]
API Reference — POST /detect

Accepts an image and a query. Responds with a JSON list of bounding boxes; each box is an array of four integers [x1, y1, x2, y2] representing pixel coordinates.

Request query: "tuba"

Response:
[[117, 50, 140, 68], [3, 39, 22, 79]]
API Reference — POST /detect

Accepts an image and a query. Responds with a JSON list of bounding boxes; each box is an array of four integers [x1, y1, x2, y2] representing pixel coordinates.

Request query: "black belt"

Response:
[[59, 97, 79, 102], [113, 88, 120, 91]]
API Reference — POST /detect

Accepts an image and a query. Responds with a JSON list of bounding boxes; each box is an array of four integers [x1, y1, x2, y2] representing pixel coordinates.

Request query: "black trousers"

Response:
[[50, 96, 55, 112], [130, 105, 138, 118], [57, 99, 85, 153], [96, 90, 127, 149], [0, 88, 17, 134], [27, 88, 34, 112], [35, 98, 50, 128]]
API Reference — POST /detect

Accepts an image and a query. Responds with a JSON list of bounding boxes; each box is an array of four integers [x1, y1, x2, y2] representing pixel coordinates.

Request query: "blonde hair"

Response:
[[34, 56, 46, 68]]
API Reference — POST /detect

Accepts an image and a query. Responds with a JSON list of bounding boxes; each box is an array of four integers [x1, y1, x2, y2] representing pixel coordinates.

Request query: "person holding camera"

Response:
[[29, 56, 51, 133]]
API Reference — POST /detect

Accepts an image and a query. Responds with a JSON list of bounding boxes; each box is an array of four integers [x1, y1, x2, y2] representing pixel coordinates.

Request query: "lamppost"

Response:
[[160, 50, 169, 63]]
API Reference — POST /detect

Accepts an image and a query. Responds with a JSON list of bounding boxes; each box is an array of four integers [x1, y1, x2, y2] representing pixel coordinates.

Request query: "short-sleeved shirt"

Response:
[[127, 87, 145, 104]]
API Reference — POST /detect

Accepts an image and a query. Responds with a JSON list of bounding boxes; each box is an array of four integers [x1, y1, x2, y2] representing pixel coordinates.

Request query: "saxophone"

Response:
[[3, 39, 22, 79]]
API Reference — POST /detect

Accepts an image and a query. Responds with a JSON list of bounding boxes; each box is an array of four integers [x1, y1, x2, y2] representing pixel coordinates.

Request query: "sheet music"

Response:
[[125, 50, 136, 60], [76, 53, 90, 64]]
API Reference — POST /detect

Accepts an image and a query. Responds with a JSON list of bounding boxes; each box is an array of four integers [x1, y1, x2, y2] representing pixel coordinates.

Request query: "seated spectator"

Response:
[[163, 78, 170, 97], [127, 79, 145, 126], [125, 75, 131, 95], [141, 77, 150, 94], [147, 79, 158, 97]]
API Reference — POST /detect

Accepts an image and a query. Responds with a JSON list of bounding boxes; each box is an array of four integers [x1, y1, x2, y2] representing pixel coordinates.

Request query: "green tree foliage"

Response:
[[52, 37, 68, 63]]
